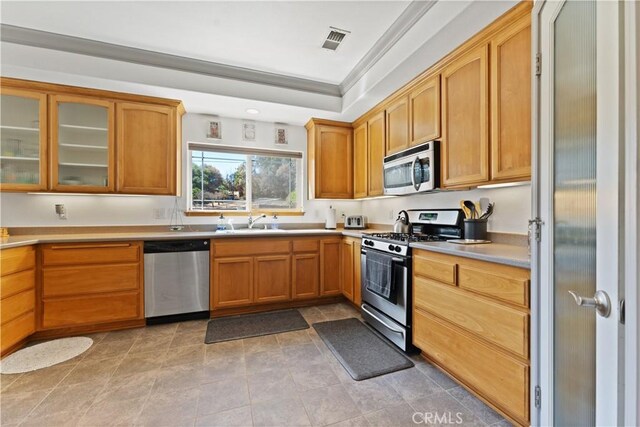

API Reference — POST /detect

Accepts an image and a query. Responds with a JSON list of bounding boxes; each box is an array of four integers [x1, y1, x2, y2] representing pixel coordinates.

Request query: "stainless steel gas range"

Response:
[[360, 209, 464, 351]]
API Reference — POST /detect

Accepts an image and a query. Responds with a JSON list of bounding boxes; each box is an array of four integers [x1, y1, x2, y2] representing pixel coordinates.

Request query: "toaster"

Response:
[[344, 215, 367, 229]]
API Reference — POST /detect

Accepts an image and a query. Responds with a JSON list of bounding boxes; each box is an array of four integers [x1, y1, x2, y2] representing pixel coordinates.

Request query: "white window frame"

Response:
[[186, 142, 304, 214]]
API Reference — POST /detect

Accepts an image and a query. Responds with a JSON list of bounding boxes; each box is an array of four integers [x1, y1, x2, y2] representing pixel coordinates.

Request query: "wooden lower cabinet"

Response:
[[320, 239, 342, 296], [414, 310, 529, 424], [39, 241, 144, 330], [212, 257, 253, 308], [0, 246, 36, 355], [341, 237, 362, 306], [412, 249, 531, 426], [292, 254, 319, 299], [211, 237, 342, 313], [254, 255, 290, 303]]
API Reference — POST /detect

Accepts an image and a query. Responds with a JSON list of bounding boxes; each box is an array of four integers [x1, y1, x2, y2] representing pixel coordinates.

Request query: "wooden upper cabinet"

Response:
[[306, 119, 353, 199], [367, 112, 385, 197], [385, 96, 410, 155], [116, 103, 177, 195], [353, 122, 368, 199], [0, 88, 48, 192], [410, 74, 441, 146], [490, 15, 532, 182], [50, 95, 115, 193], [441, 44, 490, 188]]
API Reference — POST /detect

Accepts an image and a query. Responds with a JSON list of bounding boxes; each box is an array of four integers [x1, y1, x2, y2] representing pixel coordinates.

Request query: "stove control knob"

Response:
[[395, 246, 402, 253], [388, 244, 395, 251], [364, 240, 372, 247]]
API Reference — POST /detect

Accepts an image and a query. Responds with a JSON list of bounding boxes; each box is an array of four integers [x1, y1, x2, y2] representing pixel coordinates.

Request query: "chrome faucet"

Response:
[[247, 213, 267, 229]]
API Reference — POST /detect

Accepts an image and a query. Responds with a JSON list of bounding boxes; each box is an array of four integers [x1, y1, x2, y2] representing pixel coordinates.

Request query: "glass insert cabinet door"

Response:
[[50, 95, 115, 192], [0, 88, 48, 190]]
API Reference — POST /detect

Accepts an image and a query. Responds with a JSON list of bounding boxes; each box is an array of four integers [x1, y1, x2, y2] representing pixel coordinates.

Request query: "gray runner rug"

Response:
[[205, 309, 309, 344], [313, 318, 414, 381]]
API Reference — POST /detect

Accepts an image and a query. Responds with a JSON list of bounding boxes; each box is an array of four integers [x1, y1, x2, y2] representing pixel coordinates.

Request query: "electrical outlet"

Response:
[[153, 208, 165, 220], [55, 204, 67, 220], [339, 211, 345, 218]]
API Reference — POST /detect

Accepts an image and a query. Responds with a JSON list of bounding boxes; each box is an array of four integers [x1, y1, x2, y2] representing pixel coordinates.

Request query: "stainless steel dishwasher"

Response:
[[144, 239, 210, 323]]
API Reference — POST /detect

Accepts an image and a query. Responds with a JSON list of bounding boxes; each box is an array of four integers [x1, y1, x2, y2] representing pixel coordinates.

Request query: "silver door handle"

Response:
[[361, 305, 405, 335], [568, 290, 611, 318]]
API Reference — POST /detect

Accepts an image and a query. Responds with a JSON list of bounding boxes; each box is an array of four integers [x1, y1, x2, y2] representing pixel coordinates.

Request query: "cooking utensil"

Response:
[[393, 210, 411, 233], [460, 200, 471, 219], [463, 200, 477, 219], [479, 202, 495, 219]]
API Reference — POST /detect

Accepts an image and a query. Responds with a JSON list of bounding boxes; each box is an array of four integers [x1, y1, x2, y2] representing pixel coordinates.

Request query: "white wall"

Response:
[[0, 113, 361, 228], [362, 184, 531, 235]]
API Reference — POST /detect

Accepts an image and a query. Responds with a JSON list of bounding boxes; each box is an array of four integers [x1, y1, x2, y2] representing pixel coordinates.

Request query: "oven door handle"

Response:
[[361, 305, 405, 336], [361, 250, 407, 266]]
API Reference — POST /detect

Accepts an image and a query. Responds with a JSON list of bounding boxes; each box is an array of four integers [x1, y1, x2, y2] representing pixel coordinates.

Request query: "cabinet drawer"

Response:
[[42, 292, 141, 328], [413, 251, 456, 285], [0, 246, 36, 276], [414, 276, 528, 358], [414, 309, 529, 424], [43, 264, 140, 298], [1, 289, 35, 325], [292, 239, 319, 253], [458, 264, 529, 307], [42, 242, 140, 266], [213, 239, 290, 257], [1, 311, 34, 354], [1, 269, 35, 299]]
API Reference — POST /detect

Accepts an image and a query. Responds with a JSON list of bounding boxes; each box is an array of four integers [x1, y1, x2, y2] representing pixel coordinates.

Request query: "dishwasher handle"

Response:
[[144, 239, 209, 254]]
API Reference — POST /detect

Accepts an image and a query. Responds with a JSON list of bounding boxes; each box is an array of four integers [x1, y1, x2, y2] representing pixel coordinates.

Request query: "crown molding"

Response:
[[339, 0, 438, 94], [0, 24, 342, 97]]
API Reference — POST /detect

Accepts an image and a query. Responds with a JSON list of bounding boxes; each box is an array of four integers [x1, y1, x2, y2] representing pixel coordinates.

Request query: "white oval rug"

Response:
[[0, 337, 93, 374]]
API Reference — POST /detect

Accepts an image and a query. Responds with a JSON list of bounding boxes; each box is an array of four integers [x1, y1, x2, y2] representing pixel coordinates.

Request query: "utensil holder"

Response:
[[463, 219, 488, 240]]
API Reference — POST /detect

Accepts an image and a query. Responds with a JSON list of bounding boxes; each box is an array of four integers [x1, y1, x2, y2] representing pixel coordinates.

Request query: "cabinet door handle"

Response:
[[50, 243, 132, 250]]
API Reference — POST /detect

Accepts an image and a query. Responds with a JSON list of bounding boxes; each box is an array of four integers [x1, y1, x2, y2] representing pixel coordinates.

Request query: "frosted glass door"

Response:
[[0, 89, 47, 190], [51, 96, 114, 191]]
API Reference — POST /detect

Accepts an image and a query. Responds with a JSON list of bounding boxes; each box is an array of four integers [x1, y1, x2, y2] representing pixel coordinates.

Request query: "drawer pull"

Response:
[[50, 243, 132, 250]]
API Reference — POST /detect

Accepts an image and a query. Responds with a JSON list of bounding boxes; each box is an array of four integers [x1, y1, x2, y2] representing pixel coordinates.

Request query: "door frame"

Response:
[[534, 1, 639, 425]]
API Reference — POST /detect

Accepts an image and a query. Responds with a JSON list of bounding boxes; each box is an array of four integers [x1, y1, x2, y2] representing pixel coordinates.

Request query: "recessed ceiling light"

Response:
[[246, 108, 260, 114]]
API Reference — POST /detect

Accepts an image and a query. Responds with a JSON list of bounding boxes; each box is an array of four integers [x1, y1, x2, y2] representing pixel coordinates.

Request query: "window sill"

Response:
[[184, 210, 306, 217]]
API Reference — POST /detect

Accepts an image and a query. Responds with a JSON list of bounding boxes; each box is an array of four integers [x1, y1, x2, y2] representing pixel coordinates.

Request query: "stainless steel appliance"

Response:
[[144, 239, 210, 323], [383, 141, 439, 195], [344, 215, 367, 229], [361, 209, 464, 351]]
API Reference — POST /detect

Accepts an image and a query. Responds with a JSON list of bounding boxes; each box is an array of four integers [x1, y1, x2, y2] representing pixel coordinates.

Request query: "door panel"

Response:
[[341, 239, 354, 301], [320, 239, 341, 296], [353, 122, 368, 198], [212, 257, 253, 308], [368, 112, 385, 196], [410, 74, 441, 146], [254, 255, 290, 303], [385, 96, 409, 155], [292, 254, 319, 299]]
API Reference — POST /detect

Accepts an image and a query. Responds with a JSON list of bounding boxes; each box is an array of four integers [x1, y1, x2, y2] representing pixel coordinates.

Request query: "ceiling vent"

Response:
[[322, 27, 350, 51]]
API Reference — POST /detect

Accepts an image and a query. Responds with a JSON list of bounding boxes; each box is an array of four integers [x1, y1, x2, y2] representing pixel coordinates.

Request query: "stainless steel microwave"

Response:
[[383, 141, 439, 195]]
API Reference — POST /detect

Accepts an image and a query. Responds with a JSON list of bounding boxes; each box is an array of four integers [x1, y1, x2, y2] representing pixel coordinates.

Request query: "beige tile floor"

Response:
[[0, 303, 512, 427]]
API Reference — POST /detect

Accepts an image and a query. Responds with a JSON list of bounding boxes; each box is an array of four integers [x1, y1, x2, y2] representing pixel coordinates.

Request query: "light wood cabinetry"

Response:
[[39, 241, 144, 330], [50, 95, 115, 192], [0, 77, 184, 195], [490, 14, 532, 182], [320, 238, 342, 296], [412, 249, 530, 426], [353, 122, 368, 199], [0, 246, 36, 356], [0, 88, 48, 191], [441, 44, 490, 187], [341, 236, 362, 306], [254, 255, 290, 303], [116, 103, 177, 195], [211, 236, 342, 313], [367, 112, 386, 197], [385, 96, 410, 155], [409, 74, 441, 146], [306, 119, 353, 199]]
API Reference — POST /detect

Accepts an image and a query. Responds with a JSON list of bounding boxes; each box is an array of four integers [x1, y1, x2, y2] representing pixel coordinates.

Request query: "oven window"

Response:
[[384, 163, 413, 188]]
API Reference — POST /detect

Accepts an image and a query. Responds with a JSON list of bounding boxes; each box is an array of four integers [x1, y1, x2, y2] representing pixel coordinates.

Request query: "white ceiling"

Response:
[[0, 1, 410, 85]]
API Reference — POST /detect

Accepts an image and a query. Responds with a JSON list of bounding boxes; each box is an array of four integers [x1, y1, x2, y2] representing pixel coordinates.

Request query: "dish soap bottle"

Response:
[[271, 214, 279, 230], [216, 214, 227, 231]]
